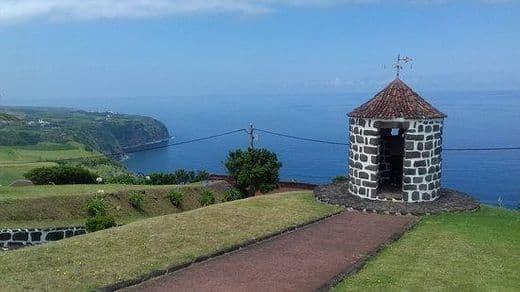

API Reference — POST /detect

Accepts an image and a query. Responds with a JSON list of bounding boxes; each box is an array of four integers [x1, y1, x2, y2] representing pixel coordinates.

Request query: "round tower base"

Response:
[[314, 183, 479, 216]]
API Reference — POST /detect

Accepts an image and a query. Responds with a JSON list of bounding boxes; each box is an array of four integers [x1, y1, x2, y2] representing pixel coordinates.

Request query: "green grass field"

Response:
[[0, 142, 95, 163], [0, 182, 230, 228], [334, 206, 520, 291], [0, 142, 98, 185], [0, 162, 57, 186], [0, 191, 342, 291]]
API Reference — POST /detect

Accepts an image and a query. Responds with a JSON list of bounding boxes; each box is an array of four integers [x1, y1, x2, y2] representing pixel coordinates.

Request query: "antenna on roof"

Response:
[[394, 54, 413, 79]]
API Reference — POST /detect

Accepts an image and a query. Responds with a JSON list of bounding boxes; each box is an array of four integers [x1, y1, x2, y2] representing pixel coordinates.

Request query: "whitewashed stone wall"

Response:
[[402, 120, 443, 202], [348, 118, 380, 199], [348, 117, 444, 202], [0, 227, 86, 250]]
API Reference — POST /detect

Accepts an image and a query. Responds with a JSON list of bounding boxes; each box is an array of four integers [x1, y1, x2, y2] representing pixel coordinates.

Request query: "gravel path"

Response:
[[122, 211, 417, 292]]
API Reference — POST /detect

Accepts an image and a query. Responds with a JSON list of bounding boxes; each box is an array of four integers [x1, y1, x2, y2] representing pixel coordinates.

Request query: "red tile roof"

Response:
[[348, 79, 446, 119]]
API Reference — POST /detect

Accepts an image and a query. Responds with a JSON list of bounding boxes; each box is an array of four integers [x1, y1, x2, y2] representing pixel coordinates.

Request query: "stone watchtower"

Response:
[[347, 79, 446, 202]]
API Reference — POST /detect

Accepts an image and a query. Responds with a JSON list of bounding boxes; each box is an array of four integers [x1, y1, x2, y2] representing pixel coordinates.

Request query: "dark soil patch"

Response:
[[314, 183, 480, 215]]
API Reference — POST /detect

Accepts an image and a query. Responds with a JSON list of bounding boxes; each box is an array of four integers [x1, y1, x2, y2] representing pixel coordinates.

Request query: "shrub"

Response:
[[332, 176, 348, 183], [225, 148, 282, 195], [168, 190, 184, 207], [107, 174, 144, 185], [145, 169, 209, 185], [195, 170, 210, 182], [24, 165, 96, 185], [86, 196, 107, 216], [129, 192, 145, 210], [85, 214, 117, 232], [225, 188, 244, 202], [199, 190, 215, 207]]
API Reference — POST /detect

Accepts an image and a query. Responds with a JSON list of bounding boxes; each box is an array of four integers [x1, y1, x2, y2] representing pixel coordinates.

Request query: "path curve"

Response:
[[122, 211, 417, 292]]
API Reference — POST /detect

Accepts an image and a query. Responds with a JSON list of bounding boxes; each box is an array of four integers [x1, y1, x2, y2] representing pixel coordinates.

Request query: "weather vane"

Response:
[[394, 54, 413, 79]]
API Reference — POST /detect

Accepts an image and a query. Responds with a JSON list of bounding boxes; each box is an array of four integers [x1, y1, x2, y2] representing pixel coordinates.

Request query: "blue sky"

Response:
[[0, 0, 519, 102]]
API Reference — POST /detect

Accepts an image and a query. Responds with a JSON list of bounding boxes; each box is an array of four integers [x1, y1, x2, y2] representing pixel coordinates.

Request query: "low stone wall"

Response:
[[1, 227, 87, 250]]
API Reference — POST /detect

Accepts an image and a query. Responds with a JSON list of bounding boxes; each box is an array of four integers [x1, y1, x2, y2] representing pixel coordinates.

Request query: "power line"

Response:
[[165, 129, 247, 147], [444, 147, 520, 151], [53, 128, 247, 162], [254, 128, 349, 146], [254, 127, 520, 151]]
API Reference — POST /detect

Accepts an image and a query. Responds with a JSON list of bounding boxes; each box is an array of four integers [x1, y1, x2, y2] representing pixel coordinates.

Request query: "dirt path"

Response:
[[122, 211, 417, 292]]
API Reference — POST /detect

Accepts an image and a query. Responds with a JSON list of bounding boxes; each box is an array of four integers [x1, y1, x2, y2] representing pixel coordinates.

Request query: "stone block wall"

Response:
[[348, 117, 444, 202], [0, 227, 86, 250], [402, 120, 443, 202], [348, 118, 380, 199]]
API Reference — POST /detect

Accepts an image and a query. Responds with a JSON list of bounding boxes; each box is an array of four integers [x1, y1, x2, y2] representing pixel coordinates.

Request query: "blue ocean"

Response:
[[15, 90, 520, 207]]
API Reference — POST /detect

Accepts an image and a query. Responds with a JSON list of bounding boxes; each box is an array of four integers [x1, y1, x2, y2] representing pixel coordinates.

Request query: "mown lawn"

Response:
[[0, 191, 342, 291], [334, 206, 520, 291]]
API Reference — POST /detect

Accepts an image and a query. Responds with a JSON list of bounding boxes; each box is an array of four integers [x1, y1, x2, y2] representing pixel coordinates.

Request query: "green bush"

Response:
[[129, 192, 145, 210], [225, 188, 244, 202], [332, 175, 348, 183], [195, 170, 210, 182], [85, 214, 117, 232], [86, 196, 107, 217], [225, 148, 282, 195], [168, 190, 184, 207], [107, 174, 144, 185], [24, 165, 96, 185], [199, 190, 216, 207], [145, 169, 209, 185]]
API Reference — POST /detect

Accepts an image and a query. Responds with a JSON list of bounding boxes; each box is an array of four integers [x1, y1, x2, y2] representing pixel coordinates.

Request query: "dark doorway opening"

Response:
[[378, 128, 405, 199]]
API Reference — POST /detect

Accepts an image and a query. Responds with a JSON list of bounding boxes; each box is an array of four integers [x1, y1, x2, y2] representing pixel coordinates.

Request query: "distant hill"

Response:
[[0, 113, 19, 121], [0, 106, 170, 155]]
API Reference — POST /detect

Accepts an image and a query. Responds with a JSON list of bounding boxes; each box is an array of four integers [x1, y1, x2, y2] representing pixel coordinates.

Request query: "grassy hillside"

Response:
[[0, 192, 342, 291], [0, 181, 231, 228], [334, 206, 520, 291], [0, 106, 169, 154], [0, 142, 94, 162], [0, 142, 125, 186], [0, 162, 57, 186]]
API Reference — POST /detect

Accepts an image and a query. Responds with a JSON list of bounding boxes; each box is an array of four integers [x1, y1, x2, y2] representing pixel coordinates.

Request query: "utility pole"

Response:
[[249, 123, 255, 149]]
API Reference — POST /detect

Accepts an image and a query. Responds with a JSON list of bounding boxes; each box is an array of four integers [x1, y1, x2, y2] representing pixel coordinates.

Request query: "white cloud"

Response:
[[0, 0, 511, 24]]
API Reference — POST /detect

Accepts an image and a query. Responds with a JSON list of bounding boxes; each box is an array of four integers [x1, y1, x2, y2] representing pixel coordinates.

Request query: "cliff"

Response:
[[0, 106, 170, 155]]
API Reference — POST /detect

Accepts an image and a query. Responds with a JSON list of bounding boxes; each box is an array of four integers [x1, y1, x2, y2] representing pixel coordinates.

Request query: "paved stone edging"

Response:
[[1, 227, 87, 250], [315, 184, 480, 216], [95, 210, 344, 292], [318, 212, 420, 291]]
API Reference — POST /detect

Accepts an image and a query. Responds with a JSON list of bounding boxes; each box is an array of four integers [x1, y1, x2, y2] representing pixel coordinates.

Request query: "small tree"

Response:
[[225, 148, 282, 196]]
